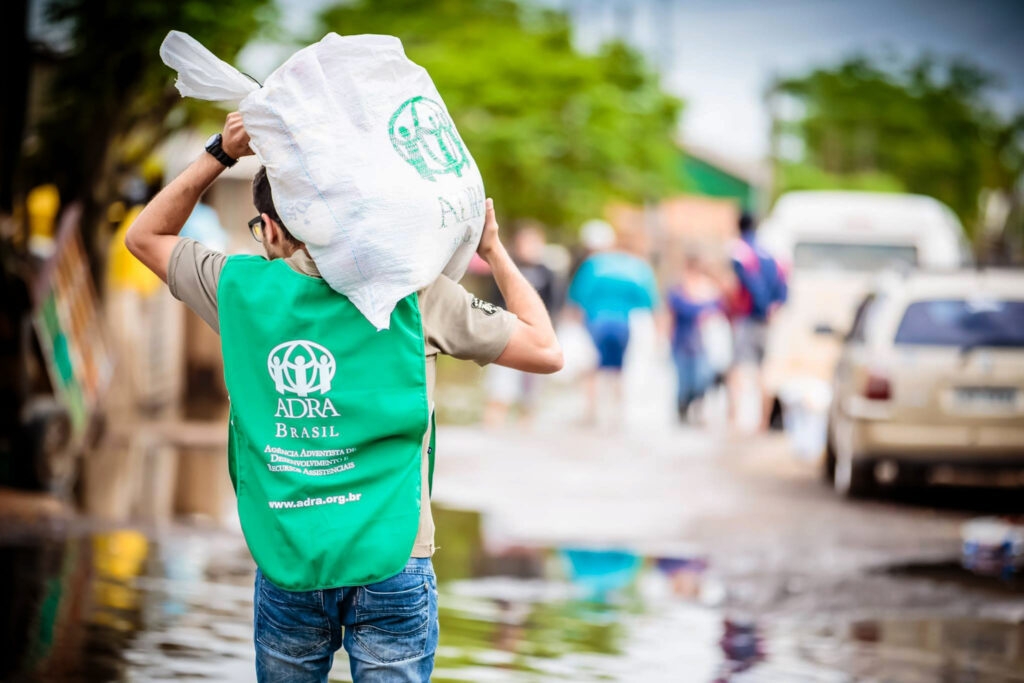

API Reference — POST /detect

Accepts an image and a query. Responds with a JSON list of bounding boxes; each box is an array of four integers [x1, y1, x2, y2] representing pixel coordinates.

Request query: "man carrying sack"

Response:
[[126, 112, 562, 682]]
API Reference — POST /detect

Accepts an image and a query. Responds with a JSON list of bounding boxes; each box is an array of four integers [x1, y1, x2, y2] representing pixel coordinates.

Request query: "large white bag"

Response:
[[160, 31, 485, 329]]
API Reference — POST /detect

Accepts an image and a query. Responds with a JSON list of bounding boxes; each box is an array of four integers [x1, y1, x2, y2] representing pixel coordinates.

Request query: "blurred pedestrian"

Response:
[[724, 211, 787, 429], [124, 112, 562, 683], [485, 224, 562, 426], [567, 220, 659, 426], [667, 251, 721, 422], [180, 201, 229, 252]]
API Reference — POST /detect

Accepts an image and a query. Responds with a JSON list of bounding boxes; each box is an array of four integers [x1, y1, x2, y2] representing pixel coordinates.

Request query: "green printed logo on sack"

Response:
[[389, 96, 470, 181]]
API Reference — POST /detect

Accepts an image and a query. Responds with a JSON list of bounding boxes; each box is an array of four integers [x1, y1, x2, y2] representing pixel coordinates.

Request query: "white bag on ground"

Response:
[[160, 30, 485, 329]]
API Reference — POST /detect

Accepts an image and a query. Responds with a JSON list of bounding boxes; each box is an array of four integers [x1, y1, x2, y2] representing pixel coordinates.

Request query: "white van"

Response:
[[757, 191, 972, 428]]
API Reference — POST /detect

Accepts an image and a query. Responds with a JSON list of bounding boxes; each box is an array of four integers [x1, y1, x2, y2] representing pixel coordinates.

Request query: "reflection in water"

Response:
[[0, 508, 1023, 681], [0, 532, 139, 682], [0, 529, 255, 682], [91, 531, 148, 631], [715, 619, 764, 681], [560, 548, 643, 599]]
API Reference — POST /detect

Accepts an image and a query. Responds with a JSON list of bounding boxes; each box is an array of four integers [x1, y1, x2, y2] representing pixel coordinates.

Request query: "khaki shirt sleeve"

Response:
[[419, 276, 516, 366], [167, 238, 227, 334]]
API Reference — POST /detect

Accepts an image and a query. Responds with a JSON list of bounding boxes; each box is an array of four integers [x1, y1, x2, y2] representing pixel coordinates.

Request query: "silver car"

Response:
[[823, 270, 1024, 497]]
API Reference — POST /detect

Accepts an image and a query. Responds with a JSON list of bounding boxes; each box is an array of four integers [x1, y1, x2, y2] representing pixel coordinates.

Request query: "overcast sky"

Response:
[[242, 0, 1024, 164], [645, 0, 1024, 163]]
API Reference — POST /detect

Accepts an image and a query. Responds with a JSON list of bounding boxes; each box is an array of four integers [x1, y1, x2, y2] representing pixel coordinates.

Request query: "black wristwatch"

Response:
[[205, 133, 237, 168]]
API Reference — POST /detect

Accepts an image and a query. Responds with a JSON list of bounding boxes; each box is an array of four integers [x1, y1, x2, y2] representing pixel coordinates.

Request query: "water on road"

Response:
[[4, 332, 1023, 681], [2, 501, 1022, 682]]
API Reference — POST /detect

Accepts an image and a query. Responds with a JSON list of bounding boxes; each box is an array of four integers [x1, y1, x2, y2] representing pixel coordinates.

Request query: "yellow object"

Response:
[[141, 155, 164, 186], [107, 200, 126, 225], [107, 204, 161, 295], [27, 184, 60, 238], [91, 530, 149, 623], [92, 529, 149, 581]]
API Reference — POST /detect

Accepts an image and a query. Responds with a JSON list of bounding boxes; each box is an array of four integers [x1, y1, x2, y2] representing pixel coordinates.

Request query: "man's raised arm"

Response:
[[480, 199, 564, 374], [126, 113, 252, 281]]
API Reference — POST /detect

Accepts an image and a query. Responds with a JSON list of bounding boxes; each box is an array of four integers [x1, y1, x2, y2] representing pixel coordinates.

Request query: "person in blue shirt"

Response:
[[568, 220, 659, 425], [667, 253, 721, 421], [180, 202, 229, 252]]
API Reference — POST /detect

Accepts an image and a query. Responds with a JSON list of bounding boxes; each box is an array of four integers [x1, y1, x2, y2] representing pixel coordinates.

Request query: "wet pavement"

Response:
[[3, 421, 1024, 682]]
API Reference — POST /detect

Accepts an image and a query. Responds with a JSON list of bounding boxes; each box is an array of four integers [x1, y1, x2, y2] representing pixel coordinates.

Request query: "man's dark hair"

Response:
[[253, 166, 301, 245]]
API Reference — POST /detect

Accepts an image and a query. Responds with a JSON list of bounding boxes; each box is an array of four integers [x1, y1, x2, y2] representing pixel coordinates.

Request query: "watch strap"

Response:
[[206, 134, 237, 168]]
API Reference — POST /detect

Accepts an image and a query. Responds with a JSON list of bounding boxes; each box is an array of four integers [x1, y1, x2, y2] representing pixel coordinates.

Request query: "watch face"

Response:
[[205, 133, 220, 149]]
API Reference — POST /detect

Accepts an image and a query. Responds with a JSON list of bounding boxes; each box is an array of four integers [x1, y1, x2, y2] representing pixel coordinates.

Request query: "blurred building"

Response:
[[607, 144, 767, 269], [545, 1, 770, 251], [676, 145, 763, 213]]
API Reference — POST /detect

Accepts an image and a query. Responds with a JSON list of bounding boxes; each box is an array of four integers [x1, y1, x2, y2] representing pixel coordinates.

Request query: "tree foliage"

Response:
[[18, 0, 275, 246], [773, 162, 905, 196], [317, 0, 682, 235], [770, 55, 1024, 235]]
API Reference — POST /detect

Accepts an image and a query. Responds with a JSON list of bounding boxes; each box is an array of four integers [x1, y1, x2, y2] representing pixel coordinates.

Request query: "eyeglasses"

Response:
[[248, 215, 264, 243]]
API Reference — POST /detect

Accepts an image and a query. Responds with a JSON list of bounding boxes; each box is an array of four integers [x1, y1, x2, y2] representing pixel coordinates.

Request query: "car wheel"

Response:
[[834, 456, 873, 498], [833, 441, 873, 499]]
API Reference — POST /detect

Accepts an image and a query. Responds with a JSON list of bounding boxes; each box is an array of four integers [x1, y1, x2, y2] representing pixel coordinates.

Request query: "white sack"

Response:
[[159, 31, 259, 101], [160, 31, 485, 329]]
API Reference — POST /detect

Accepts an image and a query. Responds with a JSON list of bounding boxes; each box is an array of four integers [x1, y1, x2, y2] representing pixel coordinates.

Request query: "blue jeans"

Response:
[[254, 557, 438, 682], [673, 348, 712, 409]]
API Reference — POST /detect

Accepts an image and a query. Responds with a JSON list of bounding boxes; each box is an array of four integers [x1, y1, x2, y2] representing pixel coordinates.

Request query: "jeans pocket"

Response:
[[353, 575, 432, 663], [255, 573, 331, 660]]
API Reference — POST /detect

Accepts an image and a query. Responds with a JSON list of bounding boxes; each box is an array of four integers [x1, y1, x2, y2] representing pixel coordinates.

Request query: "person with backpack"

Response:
[[125, 112, 562, 682], [724, 211, 787, 430]]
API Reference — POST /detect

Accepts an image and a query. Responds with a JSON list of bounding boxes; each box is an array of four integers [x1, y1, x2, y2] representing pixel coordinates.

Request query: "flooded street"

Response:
[[3, 424, 1023, 682], [7, 0, 1024, 679]]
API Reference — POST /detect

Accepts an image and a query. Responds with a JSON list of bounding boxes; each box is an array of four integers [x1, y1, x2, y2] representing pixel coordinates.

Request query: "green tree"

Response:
[[769, 55, 1024, 241], [317, 0, 682, 235], [15, 0, 276, 252], [0, 1, 275, 461]]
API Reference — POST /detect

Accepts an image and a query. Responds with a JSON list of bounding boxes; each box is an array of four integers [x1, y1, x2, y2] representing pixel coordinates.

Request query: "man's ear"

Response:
[[262, 212, 280, 245]]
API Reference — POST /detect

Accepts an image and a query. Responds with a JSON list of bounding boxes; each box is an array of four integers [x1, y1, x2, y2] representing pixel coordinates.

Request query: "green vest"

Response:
[[218, 256, 428, 591]]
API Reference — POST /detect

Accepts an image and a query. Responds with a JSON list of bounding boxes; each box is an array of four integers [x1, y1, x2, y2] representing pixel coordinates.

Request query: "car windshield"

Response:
[[793, 242, 918, 272], [894, 298, 1024, 348]]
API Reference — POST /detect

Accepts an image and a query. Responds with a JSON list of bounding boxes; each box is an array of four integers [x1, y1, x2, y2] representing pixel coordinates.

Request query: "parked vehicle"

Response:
[[758, 191, 972, 429], [822, 269, 1024, 496]]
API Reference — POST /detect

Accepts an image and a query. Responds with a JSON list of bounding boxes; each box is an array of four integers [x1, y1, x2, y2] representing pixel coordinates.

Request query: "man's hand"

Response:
[[222, 112, 253, 160], [477, 198, 504, 262], [482, 199, 563, 374]]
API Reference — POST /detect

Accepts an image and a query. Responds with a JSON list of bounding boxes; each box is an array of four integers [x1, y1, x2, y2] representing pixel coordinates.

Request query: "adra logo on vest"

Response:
[[268, 341, 341, 433]]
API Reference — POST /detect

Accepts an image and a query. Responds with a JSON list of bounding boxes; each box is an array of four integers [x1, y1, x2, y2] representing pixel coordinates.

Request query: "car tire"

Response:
[[833, 439, 874, 498], [834, 455, 873, 498]]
